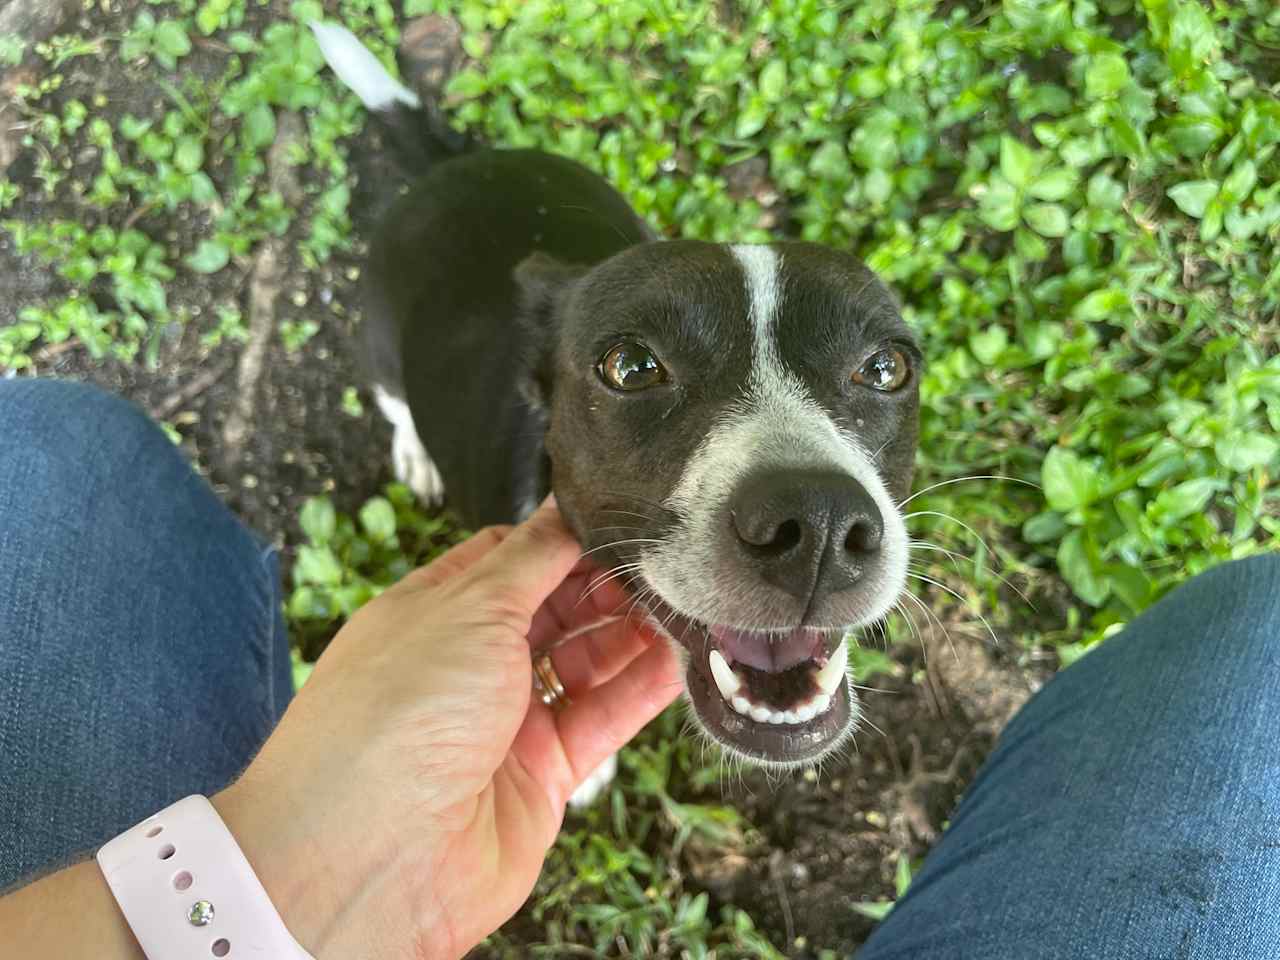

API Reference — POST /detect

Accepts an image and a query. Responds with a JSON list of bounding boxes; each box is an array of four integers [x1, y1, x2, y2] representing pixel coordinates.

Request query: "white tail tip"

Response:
[[309, 21, 420, 111]]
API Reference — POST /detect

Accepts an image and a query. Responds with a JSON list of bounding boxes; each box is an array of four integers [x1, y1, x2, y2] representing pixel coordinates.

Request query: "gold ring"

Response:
[[532, 650, 570, 710]]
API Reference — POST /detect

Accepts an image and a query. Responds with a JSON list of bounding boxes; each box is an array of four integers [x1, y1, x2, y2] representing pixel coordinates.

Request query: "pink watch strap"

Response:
[[96, 795, 315, 960]]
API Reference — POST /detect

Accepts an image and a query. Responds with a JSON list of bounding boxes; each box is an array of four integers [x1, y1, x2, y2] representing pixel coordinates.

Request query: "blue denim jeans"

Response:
[[0, 378, 292, 886], [2, 378, 1278, 957]]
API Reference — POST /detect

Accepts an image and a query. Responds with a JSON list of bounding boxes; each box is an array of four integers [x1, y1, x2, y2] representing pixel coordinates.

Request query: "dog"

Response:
[[312, 23, 921, 801]]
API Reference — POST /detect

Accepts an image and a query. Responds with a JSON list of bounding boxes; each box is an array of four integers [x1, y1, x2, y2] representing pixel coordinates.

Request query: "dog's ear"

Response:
[[513, 252, 587, 408]]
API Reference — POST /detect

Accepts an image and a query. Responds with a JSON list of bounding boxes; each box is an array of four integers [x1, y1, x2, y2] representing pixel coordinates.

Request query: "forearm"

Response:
[[0, 786, 319, 960], [0, 859, 145, 958], [0, 785, 338, 960]]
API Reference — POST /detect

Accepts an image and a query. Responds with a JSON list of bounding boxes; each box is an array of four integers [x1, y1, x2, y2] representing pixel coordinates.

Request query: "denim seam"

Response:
[[256, 543, 282, 722]]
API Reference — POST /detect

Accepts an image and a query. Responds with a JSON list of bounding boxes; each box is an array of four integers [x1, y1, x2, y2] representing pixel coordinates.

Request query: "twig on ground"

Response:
[[122, 201, 157, 231], [30, 338, 80, 367], [151, 358, 233, 421], [885, 734, 970, 845], [768, 849, 796, 949], [923, 633, 953, 719], [221, 110, 304, 464]]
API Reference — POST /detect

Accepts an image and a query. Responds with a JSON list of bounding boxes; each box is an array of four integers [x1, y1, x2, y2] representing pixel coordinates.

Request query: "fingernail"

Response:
[[541, 492, 557, 509]]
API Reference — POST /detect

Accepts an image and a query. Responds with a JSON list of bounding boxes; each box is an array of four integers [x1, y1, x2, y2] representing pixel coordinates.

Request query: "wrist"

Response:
[[0, 860, 147, 959], [86, 860, 149, 959], [209, 782, 331, 957], [210, 779, 460, 959]]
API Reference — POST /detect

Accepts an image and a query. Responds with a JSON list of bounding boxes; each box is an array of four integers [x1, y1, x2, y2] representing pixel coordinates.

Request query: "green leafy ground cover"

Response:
[[2, 0, 1277, 954]]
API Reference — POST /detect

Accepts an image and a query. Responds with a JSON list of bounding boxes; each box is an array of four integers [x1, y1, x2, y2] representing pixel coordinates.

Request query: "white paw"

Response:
[[568, 753, 618, 810], [374, 386, 445, 507], [392, 427, 444, 506]]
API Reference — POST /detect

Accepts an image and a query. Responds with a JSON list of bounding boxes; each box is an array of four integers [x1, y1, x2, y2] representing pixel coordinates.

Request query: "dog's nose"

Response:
[[731, 469, 884, 602]]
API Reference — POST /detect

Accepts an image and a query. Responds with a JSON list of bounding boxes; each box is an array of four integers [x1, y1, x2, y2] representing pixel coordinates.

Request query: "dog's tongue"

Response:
[[709, 626, 826, 673]]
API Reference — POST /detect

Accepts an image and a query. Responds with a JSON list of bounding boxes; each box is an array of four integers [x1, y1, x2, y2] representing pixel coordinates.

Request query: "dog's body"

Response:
[[365, 148, 654, 524], [314, 24, 922, 789]]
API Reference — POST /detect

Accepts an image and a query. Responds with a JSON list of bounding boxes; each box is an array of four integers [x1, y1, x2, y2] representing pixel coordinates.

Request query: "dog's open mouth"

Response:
[[642, 596, 856, 765]]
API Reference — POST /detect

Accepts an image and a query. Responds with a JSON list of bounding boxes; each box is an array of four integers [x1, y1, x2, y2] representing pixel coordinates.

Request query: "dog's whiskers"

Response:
[[889, 597, 924, 659], [868, 616, 891, 650], [586, 523, 649, 536], [857, 710, 888, 741], [900, 587, 956, 661], [905, 565, 962, 660], [850, 680, 896, 695], [578, 562, 646, 604], [906, 571, 1000, 650], [903, 509, 998, 561], [597, 508, 663, 524], [604, 490, 678, 517], [910, 539, 1036, 610], [622, 585, 660, 633], [578, 537, 663, 561], [898, 474, 1039, 509]]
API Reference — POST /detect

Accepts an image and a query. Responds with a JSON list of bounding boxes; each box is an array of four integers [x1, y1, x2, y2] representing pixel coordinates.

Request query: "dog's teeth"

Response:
[[717, 642, 843, 725], [708, 649, 741, 702], [815, 639, 849, 695]]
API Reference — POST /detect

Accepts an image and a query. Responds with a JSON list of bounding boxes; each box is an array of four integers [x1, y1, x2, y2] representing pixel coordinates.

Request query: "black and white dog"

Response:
[[312, 24, 921, 795]]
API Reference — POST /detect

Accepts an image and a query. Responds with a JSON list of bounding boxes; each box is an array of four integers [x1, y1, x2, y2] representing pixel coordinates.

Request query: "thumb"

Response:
[[469, 496, 581, 614]]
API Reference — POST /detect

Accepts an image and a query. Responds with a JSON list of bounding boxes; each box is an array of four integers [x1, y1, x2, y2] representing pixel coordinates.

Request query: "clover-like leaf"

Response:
[[1024, 202, 1069, 237], [1167, 180, 1218, 218], [359, 497, 398, 543], [299, 496, 337, 544], [184, 239, 230, 274], [999, 135, 1037, 188], [1042, 447, 1101, 512]]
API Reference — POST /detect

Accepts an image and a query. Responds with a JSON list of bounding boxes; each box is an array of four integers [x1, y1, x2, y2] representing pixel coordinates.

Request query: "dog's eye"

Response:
[[853, 348, 910, 392], [598, 341, 667, 392]]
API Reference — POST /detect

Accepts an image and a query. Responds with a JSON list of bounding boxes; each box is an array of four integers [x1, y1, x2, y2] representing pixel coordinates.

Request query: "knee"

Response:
[[1167, 552, 1280, 630], [0, 377, 158, 447], [0, 378, 171, 493], [1127, 551, 1280, 666]]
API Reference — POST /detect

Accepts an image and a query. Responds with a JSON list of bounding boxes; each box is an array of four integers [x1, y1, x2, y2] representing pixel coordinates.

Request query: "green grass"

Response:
[[3, 0, 1279, 952]]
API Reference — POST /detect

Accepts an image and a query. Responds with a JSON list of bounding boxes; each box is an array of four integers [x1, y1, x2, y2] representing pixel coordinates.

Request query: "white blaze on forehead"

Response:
[[730, 243, 782, 374], [640, 243, 910, 631], [729, 242, 814, 425]]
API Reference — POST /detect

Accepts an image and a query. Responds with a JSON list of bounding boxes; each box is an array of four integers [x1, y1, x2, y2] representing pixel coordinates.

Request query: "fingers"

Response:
[[526, 569, 638, 650], [390, 499, 639, 644], [469, 496, 582, 613], [511, 626, 682, 811], [381, 525, 514, 597], [534, 614, 662, 696], [388, 492, 574, 598], [554, 640, 682, 788]]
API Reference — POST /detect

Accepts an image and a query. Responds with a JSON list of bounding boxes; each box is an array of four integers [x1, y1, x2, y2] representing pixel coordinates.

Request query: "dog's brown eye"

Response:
[[598, 341, 667, 392], [853, 348, 910, 392]]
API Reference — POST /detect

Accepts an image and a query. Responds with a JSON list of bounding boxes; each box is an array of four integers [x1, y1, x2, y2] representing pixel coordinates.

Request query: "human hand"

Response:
[[213, 497, 682, 959]]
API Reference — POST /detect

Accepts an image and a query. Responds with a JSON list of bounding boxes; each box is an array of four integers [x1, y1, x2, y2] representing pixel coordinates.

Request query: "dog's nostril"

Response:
[[844, 517, 881, 555], [735, 513, 803, 555], [771, 518, 802, 553]]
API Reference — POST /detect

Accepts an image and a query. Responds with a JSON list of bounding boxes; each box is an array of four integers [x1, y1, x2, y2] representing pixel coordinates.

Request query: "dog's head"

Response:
[[517, 240, 920, 766]]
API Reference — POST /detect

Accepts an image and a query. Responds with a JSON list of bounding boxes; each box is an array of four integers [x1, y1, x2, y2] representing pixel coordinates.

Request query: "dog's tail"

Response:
[[310, 21, 470, 173]]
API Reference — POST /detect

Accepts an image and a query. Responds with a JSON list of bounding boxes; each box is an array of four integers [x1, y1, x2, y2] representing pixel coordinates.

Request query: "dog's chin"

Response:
[[639, 593, 859, 766]]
